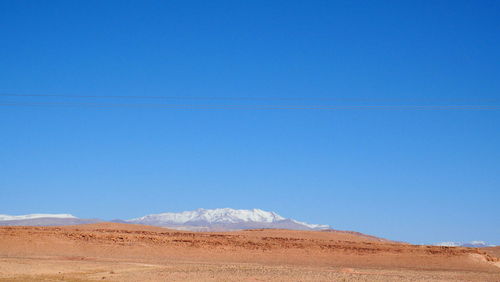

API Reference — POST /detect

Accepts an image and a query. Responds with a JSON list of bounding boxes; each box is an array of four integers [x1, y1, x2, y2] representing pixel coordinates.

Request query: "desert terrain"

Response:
[[0, 223, 498, 281]]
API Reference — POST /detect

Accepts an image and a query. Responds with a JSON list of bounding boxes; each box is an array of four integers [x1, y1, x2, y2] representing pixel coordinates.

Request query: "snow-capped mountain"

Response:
[[129, 208, 285, 224], [0, 209, 330, 231], [434, 241, 496, 248], [127, 208, 330, 231], [0, 213, 100, 226], [0, 213, 76, 221]]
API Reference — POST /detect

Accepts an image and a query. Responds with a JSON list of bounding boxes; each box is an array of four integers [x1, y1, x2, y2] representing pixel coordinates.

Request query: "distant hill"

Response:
[[0, 214, 101, 226], [434, 241, 496, 248]]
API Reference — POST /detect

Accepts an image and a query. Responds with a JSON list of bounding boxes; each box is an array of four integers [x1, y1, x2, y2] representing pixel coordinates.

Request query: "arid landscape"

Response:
[[0, 223, 498, 281], [2, 1, 499, 281]]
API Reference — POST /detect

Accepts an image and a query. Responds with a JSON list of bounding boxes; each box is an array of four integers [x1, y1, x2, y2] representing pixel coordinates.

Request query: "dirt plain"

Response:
[[0, 223, 498, 281]]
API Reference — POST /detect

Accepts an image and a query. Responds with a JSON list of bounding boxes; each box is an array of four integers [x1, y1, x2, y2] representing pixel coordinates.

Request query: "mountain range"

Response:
[[0, 213, 101, 226], [125, 208, 329, 231], [0, 208, 329, 231], [434, 241, 496, 248]]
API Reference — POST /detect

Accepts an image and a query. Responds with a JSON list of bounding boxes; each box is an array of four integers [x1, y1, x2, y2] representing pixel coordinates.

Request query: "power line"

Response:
[[0, 101, 498, 110], [1, 93, 498, 110], [1, 93, 498, 103], [0, 93, 360, 101]]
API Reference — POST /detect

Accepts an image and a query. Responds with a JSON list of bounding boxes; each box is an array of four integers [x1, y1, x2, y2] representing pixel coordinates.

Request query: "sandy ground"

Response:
[[0, 223, 498, 281]]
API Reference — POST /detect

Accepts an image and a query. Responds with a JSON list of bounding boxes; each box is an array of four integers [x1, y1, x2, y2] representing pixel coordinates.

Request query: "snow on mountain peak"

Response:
[[0, 209, 330, 231], [0, 213, 77, 221], [434, 242, 461, 247], [434, 241, 496, 247], [291, 219, 330, 230], [129, 208, 286, 224], [127, 208, 328, 230]]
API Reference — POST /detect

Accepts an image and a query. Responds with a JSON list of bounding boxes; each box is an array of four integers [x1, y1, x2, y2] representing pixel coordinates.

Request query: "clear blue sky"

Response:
[[0, 0, 499, 245]]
